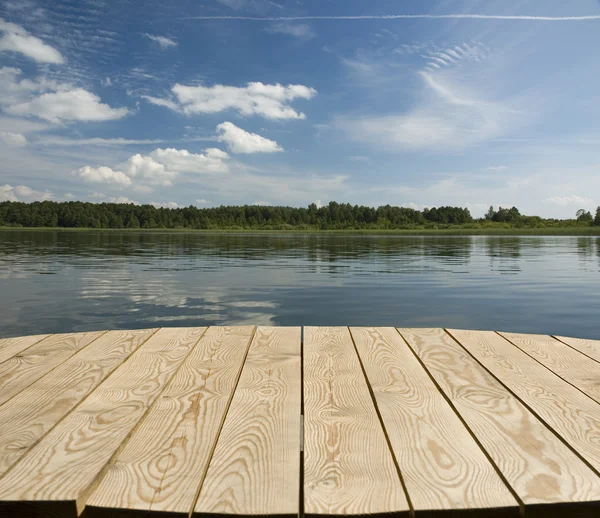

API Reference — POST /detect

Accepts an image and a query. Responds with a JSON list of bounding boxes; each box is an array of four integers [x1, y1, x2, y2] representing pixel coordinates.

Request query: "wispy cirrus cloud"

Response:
[[266, 23, 315, 39], [144, 34, 177, 49], [336, 70, 527, 152], [187, 14, 600, 22]]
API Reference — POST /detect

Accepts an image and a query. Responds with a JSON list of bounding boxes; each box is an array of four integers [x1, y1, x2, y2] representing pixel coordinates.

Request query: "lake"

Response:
[[0, 230, 599, 339]]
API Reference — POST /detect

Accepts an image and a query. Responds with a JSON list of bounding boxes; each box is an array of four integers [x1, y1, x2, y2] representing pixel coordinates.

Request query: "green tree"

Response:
[[595, 207, 600, 226], [485, 206, 495, 220], [576, 209, 593, 223]]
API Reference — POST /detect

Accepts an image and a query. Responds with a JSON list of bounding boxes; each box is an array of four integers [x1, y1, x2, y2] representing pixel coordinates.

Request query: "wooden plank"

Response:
[[194, 326, 301, 517], [85, 326, 255, 516], [0, 334, 49, 364], [448, 329, 600, 474], [352, 327, 517, 515], [555, 335, 600, 364], [0, 327, 207, 517], [303, 327, 410, 517], [0, 331, 104, 406], [401, 328, 600, 512], [501, 332, 600, 404], [0, 328, 158, 479]]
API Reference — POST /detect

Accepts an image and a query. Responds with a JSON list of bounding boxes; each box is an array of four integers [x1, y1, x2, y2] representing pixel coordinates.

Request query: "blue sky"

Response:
[[1, 0, 599, 216]]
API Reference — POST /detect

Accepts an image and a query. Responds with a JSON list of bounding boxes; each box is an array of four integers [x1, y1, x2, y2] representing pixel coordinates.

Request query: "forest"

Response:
[[0, 201, 599, 230]]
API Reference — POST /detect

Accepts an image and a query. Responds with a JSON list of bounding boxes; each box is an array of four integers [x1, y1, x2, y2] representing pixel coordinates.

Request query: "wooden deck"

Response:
[[1, 327, 600, 517]]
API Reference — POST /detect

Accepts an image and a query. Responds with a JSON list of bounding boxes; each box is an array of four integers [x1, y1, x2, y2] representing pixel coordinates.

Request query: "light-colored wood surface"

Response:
[[0, 331, 104, 406], [449, 329, 600, 474], [303, 326, 410, 517], [1, 326, 600, 517], [501, 332, 600, 403], [0, 334, 49, 364], [195, 326, 302, 517], [0, 327, 206, 515], [0, 328, 157, 478], [352, 327, 517, 513], [555, 335, 600, 364], [401, 328, 600, 507], [86, 326, 254, 515]]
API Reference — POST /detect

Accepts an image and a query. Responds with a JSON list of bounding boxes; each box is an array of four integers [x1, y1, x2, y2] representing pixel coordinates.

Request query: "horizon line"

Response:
[[183, 14, 600, 22]]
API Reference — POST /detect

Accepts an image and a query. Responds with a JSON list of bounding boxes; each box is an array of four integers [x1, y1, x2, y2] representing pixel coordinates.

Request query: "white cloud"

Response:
[[216, 121, 282, 153], [0, 18, 64, 64], [64, 193, 74, 199], [103, 77, 112, 87], [144, 34, 178, 49], [1, 183, 52, 202], [266, 23, 314, 39], [7, 88, 129, 123], [0, 131, 26, 147], [74, 147, 230, 190], [545, 195, 594, 208], [149, 148, 230, 174], [141, 95, 181, 112], [106, 196, 139, 204], [125, 154, 177, 186], [36, 137, 165, 147], [76, 165, 132, 187], [254, 200, 270, 206], [151, 201, 179, 209], [196, 198, 210, 205], [149, 82, 317, 120]]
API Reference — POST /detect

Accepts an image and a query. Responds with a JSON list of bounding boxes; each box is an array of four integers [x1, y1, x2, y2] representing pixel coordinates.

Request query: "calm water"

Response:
[[0, 230, 599, 339]]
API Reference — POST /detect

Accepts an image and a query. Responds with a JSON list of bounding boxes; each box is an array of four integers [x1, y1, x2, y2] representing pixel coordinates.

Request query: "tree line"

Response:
[[0, 201, 599, 230]]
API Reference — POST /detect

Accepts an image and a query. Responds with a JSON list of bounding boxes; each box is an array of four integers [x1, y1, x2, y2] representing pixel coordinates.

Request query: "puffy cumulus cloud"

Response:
[[0, 18, 63, 64], [74, 147, 230, 190], [145, 82, 317, 120], [0, 67, 128, 124], [151, 201, 179, 209], [77, 165, 132, 187], [7, 88, 129, 123], [144, 34, 177, 49], [0, 131, 26, 146], [1, 183, 52, 202], [149, 148, 230, 174], [125, 154, 176, 186], [105, 196, 139, 204], [216, 121, 282, 154]]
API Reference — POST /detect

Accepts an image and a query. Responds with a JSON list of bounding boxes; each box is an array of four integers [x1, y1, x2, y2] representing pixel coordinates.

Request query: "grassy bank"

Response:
[[2, 226, 600, 236]]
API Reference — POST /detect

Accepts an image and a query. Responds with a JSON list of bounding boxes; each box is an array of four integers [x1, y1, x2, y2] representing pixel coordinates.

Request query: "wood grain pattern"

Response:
[[449, 329, 600, 474], [352, 327, 516, 514], [86, 326, 255, 516], [555, 335, 600, 364], [0, 334, 49, 364], [303, 327, 410, 517], [501, 332, 600, 403], [0, 328, 158, 478], [194, 326, 301, 517], [401, 328, 600, 508], [0, 331, 104, 406], [0, 327, 206, 516]]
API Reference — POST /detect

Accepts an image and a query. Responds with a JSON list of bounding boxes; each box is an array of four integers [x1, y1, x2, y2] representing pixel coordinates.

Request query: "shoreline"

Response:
[[1, 226, 599, 236]]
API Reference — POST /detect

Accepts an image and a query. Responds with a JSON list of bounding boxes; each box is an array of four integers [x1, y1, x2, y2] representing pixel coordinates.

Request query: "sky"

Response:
[[0, 0, 599, 217]]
